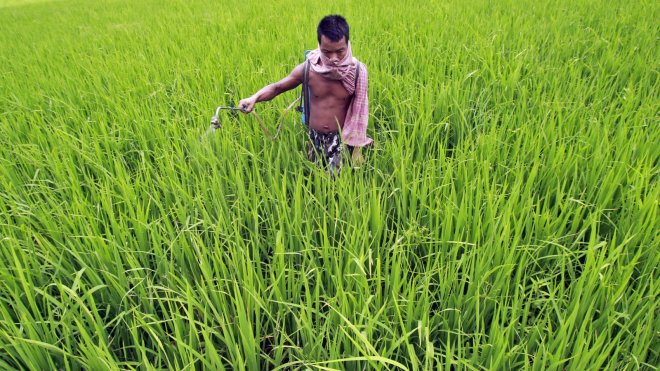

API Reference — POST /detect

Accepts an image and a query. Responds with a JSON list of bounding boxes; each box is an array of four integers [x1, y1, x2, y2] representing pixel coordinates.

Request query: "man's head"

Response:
[[317, 15, 350, 65]]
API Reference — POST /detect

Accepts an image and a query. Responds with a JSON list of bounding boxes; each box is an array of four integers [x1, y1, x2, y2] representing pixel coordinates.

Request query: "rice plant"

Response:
[[0, 0, 658, 369]]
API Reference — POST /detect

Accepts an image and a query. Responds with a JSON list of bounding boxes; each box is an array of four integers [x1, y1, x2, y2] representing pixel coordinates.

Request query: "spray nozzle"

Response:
[[211, 115, 221, 129]]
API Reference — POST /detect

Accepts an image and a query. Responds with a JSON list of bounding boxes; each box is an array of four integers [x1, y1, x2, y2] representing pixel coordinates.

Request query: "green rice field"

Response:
[[0, 0, 658, 369]]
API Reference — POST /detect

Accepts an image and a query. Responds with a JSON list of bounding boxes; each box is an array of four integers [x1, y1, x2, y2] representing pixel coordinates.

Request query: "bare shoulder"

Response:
[[288, 62, 306, 83], [272, 62, 305, 93]]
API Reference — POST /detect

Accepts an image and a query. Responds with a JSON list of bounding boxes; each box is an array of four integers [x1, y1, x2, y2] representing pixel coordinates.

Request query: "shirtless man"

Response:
[[238, 15, 372, 176]]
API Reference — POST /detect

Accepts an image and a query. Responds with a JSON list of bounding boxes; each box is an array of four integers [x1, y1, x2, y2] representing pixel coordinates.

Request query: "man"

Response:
[[238, 15, 372, 176]]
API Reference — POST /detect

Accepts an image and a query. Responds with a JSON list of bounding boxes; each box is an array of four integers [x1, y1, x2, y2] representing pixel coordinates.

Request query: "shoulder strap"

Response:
[[303, 60, 311, 125], [303, 59, 310, 89], [354, 62, 360, 89]]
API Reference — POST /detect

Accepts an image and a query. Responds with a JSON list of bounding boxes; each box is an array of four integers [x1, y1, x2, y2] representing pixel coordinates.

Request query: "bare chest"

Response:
[[307, 70, 352, 101]]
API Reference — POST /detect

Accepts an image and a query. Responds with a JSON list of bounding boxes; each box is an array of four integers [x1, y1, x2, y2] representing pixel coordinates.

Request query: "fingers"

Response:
[[238, 99, 253, 113]]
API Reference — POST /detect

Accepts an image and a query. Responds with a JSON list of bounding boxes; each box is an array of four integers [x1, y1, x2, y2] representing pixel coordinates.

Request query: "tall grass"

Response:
[[0, 0, 658, 369]]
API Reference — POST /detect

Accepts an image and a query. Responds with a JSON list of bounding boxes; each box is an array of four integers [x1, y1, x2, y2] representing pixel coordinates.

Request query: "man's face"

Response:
[[319, 35, 348, 65]]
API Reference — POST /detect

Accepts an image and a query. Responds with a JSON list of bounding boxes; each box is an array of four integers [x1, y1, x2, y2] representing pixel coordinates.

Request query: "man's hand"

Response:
[[238, 97, 256, 113]]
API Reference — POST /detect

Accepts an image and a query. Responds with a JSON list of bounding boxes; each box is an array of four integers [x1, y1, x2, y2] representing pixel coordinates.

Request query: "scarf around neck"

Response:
[[306, 41, 358, 94]]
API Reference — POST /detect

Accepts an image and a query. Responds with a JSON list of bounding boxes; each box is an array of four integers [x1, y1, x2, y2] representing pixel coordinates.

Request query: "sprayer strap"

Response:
[[303, 60, 310, 125]]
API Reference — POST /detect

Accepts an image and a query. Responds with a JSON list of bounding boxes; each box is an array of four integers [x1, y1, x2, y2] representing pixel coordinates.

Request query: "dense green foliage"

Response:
[[1, 0, 658, 369]]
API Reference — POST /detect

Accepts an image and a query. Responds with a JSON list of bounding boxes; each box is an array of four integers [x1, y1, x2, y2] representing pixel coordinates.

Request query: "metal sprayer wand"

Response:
[[210, 106, 243, 129], [209, 96, 301, 141]]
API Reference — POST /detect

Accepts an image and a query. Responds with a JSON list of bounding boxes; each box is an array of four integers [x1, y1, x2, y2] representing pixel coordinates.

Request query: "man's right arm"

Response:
[[238, 63, 305, 113]]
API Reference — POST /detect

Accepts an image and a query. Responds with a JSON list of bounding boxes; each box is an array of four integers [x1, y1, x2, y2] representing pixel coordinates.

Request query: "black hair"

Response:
[[317, 15, 350, 44]]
